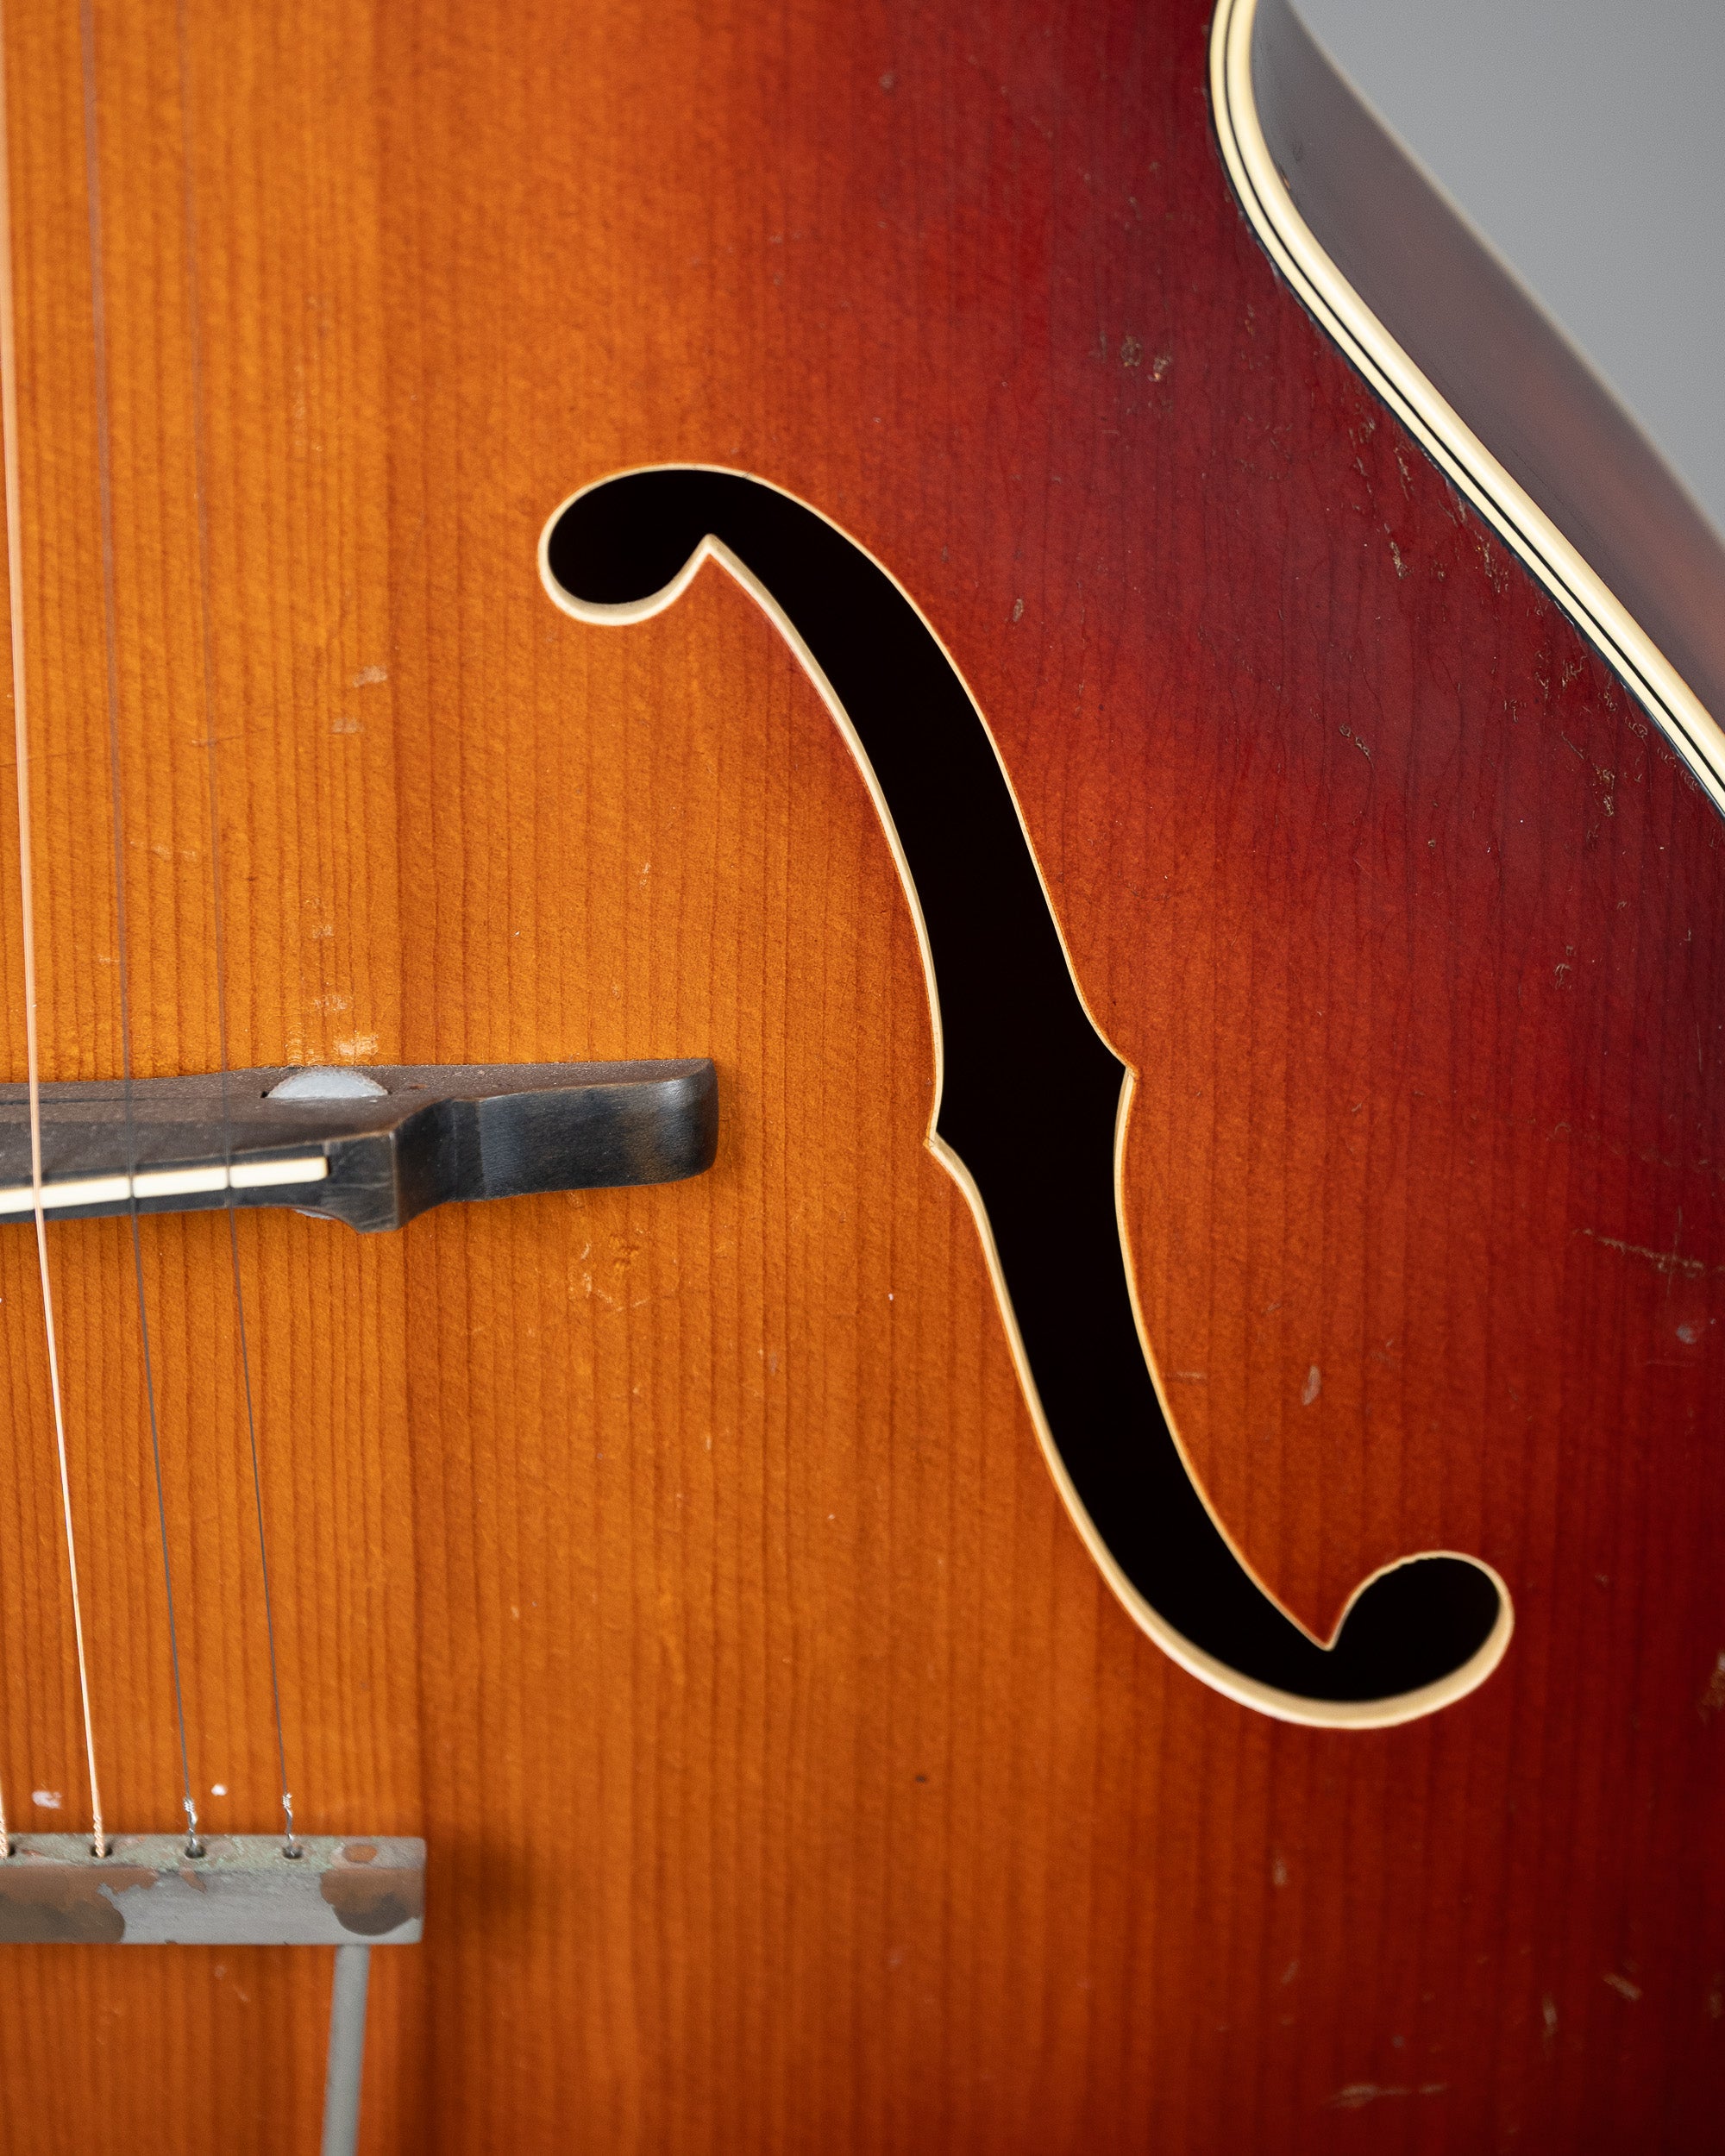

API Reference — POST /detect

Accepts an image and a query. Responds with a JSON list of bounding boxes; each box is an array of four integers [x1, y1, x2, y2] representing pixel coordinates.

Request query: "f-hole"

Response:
[[538, 465, 1512, 1727]]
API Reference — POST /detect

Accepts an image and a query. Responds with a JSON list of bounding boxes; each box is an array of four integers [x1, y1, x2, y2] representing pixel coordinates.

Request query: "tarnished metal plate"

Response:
[[0, 1834, 424, 1946]]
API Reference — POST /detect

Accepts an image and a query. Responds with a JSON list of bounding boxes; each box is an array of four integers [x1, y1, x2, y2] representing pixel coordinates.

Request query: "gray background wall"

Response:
[[1296, 0, 1725, 538]]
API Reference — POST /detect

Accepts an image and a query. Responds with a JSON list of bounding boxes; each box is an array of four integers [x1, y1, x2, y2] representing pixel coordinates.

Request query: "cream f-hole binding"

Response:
[[540, 466, 1514, 1731]]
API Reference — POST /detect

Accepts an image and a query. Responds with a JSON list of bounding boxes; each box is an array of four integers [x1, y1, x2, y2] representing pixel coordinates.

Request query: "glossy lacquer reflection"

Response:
[[539, 466, 1511, 1726]]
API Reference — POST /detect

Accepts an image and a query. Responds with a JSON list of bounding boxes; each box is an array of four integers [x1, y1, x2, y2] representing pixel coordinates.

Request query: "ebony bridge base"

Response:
[[0, 1059, 718, 1232]]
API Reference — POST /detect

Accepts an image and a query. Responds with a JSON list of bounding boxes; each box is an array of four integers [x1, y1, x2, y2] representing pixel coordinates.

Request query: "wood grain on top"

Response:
[[0, 1, 1717, 2150]]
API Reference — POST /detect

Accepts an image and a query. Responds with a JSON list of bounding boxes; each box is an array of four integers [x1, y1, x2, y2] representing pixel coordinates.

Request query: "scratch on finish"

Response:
[[1327, 2084, 1450, 2110], [1581, 1229, 1717, 1279]]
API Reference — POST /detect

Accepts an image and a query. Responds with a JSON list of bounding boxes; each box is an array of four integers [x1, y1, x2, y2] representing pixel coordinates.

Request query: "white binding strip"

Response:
[[1210, 0, 1725, 814], [0, 1155, 327, 1218]]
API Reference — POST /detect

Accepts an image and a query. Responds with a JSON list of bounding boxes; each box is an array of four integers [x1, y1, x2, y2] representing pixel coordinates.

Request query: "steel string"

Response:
[[174, 0, 298, 1853], [80, 0, 203, 1858], [0, 0, 106, 1858]]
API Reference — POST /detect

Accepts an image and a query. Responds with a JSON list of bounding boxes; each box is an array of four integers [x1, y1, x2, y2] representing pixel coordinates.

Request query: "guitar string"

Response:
[[174, 0, 298, 1853], [81, 0, 202, 1858], [0, 0, 107, 1858]]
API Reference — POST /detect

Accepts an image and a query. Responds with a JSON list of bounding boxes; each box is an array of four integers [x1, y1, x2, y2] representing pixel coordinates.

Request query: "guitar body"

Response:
[[0, 0, 1719, 2150]]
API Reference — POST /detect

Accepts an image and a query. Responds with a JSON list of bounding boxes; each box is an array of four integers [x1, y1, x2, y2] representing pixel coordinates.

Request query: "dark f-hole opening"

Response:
[[543, 467, 1506, 1714]]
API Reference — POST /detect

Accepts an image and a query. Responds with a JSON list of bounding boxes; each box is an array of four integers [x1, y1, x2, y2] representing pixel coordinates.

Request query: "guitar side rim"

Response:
[[1210, 0, 1725, 817]]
